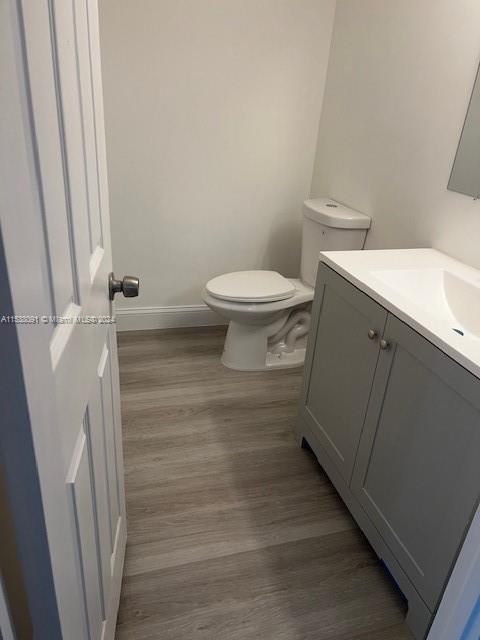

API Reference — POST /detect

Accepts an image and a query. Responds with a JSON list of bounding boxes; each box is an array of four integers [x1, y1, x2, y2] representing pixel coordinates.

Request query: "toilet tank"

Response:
[[301, 198, 371, 287]]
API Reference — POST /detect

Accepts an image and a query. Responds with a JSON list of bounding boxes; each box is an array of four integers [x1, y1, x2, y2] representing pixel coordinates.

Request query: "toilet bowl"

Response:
[[203, 276, 314, 370], [203, 198, 371, 371]]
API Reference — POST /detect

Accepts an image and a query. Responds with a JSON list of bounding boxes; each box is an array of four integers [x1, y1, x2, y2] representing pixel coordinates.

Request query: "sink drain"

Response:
[[452, 328, 464, 336]]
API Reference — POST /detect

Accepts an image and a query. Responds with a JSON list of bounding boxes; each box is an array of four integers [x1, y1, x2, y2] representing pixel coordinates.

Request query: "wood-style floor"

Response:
[[116, 326, 412, 640]]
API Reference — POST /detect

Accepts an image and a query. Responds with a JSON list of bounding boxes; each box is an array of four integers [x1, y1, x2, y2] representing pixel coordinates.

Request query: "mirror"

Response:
[[448, 63, 480, 199]]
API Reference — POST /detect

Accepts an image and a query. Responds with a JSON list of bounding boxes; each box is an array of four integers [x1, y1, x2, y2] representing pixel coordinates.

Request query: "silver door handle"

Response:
[[367, 329, 378, 340], [379, 338, 390, 350], [109, 272, 139, 300]]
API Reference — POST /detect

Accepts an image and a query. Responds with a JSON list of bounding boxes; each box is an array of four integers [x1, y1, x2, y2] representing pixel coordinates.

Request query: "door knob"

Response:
[[109, 272, 139, 300], [379, 338, 390, 350], [367, 329, 377, 340]]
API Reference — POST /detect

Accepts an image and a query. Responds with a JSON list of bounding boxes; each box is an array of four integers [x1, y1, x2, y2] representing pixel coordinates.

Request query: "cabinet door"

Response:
[[352, 314, 480, 610], [300, 263, 387, 484]]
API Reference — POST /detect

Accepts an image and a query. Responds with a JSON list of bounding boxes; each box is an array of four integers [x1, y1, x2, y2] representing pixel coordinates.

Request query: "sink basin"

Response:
[[444, 271, 480, 337], [372, 268, 480, 338], [318, 248, 480, 379]]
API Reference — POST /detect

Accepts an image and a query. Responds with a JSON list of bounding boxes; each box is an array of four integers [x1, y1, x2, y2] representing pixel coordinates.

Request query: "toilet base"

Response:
[[220, 316, 308, 371], [265, 346, 307, 370], [222, 346, 306, 371]]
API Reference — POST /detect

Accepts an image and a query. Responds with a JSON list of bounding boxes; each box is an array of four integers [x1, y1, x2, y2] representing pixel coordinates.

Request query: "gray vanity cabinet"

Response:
[[298, 261, 480, 638], [300, 263, 387, 484], [351, 313, 480, 611]]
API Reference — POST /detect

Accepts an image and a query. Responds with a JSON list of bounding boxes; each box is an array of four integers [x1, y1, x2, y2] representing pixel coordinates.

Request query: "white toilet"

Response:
[[203, 198, 371, 371]]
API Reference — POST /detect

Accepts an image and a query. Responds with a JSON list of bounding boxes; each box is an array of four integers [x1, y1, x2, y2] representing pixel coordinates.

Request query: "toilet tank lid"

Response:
[[303, 198, 371, 229]]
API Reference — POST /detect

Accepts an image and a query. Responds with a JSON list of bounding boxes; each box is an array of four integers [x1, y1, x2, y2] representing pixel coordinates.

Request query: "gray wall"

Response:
[[99, 0, 336, 310], [311, 0, 480, 269]]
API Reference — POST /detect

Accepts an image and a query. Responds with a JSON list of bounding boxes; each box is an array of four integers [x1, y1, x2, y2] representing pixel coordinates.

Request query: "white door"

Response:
[[1, 1, 133, 638]]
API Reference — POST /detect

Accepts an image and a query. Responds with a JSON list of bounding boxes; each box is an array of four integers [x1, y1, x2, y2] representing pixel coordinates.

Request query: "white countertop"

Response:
[[319, 248, 480, 379]]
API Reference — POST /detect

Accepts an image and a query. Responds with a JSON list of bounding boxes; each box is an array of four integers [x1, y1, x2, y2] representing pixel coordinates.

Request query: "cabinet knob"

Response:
[[367, 329, 377, 340], [379, 338, 390, 350]]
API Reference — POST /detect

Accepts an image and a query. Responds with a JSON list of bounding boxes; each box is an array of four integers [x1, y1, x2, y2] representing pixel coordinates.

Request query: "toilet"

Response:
[[203, 198, 371, 371]]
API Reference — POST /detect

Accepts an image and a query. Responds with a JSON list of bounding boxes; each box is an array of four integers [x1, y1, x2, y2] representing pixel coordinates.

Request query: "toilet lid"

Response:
[[206, 270, 296, 303]]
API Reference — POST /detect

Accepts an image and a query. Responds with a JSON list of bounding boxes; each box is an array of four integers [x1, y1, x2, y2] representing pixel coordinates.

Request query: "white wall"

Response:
[[99, 0, 336, 325], [311, 0, 480, 269]]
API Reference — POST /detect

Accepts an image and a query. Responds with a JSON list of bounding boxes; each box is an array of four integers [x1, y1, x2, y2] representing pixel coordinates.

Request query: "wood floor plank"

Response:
[[116, 326, 412, 639], [117, 532, 408, 640]]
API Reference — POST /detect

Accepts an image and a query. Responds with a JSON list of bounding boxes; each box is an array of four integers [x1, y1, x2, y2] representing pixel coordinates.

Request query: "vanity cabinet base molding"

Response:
[[297, 263, 480, 640]]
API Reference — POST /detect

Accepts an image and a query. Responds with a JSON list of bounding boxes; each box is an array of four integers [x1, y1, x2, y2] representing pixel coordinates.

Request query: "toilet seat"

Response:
[[203, 278, 313, 316], [206, 270, 296, 303]]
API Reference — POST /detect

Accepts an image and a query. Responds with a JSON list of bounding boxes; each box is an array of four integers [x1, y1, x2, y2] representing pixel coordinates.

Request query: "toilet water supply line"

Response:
[[270, 310, 311, 353]]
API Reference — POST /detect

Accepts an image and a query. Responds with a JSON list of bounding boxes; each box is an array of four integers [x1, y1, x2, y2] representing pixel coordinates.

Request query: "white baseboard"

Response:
[[114, 304, 226, 332]]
